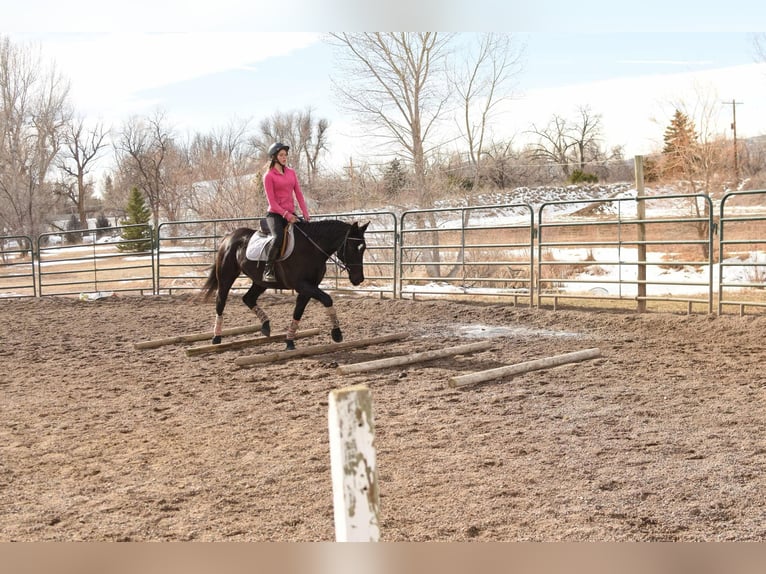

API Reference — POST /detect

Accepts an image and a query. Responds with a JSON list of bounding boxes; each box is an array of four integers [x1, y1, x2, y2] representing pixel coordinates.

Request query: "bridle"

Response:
[[292, 223, 365, 273]]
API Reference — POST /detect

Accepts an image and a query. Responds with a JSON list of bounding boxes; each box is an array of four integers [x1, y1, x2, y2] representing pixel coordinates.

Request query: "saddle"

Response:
[[245, 221, 295, 262]]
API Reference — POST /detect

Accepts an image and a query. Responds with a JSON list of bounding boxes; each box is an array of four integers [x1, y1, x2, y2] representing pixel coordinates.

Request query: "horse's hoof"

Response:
[[285, 340, 296, 351], [331, 327, 343, 343], [212, 335, 222, 345], [261, 320, 271, 337]]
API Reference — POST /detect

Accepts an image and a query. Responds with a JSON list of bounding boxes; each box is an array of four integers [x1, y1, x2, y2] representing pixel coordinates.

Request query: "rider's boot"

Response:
[[263, 262, 276, 283]]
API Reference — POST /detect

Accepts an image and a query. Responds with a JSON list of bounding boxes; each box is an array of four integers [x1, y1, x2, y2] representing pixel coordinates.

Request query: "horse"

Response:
[[200, 219, 369, 350]]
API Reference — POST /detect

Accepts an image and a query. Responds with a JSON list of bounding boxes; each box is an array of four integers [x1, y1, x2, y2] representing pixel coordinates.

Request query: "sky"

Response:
[[3, 2, 766, 176]]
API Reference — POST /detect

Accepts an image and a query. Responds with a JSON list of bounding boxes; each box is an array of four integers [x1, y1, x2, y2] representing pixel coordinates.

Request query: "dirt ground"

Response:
[[1, 292, 765, 541]]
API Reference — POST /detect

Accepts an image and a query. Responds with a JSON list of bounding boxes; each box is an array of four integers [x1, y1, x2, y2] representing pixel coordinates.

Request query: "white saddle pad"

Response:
[[245, 226, 295, 261]]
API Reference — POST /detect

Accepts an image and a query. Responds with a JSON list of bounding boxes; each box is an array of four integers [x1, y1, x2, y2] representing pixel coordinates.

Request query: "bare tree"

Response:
[[328, 32, 457, 277], [0, 35, 71, 239], [528, 114, 575, 178], [570, 106, 604, 172], [255, 110, 302, 172], [158, 142, 193, 227], [327, 32, 454, 207], [254, 107, 329, 193], [528, 106, 606, 180], [115, 110, 175, 230], [56, 117, 109, 230], [186, 120, 262, 220], [297, 109, 329, 194], [450, 33, 523, 191]]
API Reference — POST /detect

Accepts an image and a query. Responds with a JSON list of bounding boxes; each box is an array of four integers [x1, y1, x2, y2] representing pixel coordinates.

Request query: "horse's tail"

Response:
[[198, 234, 228, 303], [200, 262, 218, 302], [197, 228, 250, 303]]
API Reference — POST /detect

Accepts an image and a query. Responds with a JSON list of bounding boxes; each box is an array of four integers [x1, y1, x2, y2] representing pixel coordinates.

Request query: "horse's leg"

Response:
[[242, 283, 270, 336], [211, 254, 239, 345], [325, 304, 343, 343], [289, 283, 342, 348], [285, 292, 312, 350]]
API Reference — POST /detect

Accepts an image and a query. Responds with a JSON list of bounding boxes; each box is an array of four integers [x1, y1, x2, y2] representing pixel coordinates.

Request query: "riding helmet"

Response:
[[268, 142, 290, 157]]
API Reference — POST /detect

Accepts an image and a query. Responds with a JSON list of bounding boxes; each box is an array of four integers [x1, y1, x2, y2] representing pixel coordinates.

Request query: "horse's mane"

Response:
[[297, 219, 350, 238]]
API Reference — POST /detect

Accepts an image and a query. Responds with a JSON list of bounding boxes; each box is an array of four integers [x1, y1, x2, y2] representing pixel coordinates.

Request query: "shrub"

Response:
[[569, 170, 598, 184]]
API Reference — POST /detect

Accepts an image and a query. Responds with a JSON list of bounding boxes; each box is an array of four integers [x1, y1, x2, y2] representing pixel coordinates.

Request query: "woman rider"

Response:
[[262, 142, 310, 282]]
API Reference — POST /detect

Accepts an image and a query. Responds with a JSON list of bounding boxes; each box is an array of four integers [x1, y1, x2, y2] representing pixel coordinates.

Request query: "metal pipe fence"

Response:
[[719, 189, 766, 315], [155, 212, 399, 297], [0, 235, 35, 299], [36, 225, 155, 297], [157, 217, 262, 295], [399, 204, 535, 306], [536, 193, 715, 314], [3, 195, 766, 316], [310, 211, 398, 298]]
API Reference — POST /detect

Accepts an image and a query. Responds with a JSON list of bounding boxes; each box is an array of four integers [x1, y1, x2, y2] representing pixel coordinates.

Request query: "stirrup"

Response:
[[263, 264, 276, 282]]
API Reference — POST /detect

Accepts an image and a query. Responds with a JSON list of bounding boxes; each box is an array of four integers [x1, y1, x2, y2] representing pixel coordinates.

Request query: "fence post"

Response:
[[635, 155, 647, 313], [327, 385, 380, 542]]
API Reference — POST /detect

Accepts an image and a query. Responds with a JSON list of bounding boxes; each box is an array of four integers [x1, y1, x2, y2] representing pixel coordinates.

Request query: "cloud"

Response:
[[20, 32, 321, 121]]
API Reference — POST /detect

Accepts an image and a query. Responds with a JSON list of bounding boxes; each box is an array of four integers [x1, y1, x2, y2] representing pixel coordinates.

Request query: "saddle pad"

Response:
[[245, 226, 295, 262]]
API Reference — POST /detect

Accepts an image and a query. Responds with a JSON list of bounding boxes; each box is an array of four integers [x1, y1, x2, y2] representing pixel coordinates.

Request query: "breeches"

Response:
[[265, 213, 286, 262]]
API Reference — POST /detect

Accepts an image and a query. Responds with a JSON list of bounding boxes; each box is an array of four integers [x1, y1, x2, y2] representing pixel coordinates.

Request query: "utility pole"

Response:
[[724, 99, 743, 184]]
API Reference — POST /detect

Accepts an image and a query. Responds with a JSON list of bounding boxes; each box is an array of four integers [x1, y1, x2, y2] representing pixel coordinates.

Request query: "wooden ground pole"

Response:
[[234, 332, 410, 367], [186, 328, 320, 356], [134, 324, 264, 350], [337, 341, 492, 374], [449, 347, 601, 388]]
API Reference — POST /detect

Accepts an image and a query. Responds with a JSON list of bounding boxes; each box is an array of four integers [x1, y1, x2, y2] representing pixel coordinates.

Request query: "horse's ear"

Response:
[[359, 221, 370, 234]]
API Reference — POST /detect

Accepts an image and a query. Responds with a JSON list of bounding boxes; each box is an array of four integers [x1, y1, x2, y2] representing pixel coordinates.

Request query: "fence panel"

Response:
[[537, 193, 714, 313], [157, 217, 261, 295], [0, 235, 36, 299], [399, 204, 535, 305], [156, 212, 398, 298], [6, 195, 766, 316], [313, 211, 398, 298], [37, 225, 155, 297], [719, 189, 766, 315]]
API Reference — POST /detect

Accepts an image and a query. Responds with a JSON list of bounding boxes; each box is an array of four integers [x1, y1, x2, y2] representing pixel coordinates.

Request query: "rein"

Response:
[[291, 222, 357, 272]]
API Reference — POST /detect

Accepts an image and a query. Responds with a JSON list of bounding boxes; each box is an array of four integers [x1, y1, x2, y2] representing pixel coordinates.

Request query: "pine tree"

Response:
[[662, 109, 699, 178], [118, 187, 153, 252], [383, 158, 407, 197], [65, 214, 84, 244], [95, 213, 112, 239]]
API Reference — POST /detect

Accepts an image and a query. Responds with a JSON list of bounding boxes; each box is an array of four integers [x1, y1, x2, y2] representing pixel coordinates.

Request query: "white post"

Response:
[[327, 385, 380, 542]]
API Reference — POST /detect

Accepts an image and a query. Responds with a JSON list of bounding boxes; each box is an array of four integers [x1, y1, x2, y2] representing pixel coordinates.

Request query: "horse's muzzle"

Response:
[[349, 272, 365, 286]]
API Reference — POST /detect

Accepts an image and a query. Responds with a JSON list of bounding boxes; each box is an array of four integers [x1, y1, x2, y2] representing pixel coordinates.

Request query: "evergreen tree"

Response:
[[383, 158, 407, 197], [568, 169, 598, 184], [118, 187, 153, 252], [662, 109, 699, 178], [95, 213, 112, 239], [65, 214, 84, 244]]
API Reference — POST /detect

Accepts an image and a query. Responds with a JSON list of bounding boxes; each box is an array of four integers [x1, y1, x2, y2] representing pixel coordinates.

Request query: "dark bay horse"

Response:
[[201, 219, 369, 349]]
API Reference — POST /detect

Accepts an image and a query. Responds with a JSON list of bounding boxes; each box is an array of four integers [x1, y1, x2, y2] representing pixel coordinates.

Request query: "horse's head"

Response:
[[338, 221, 369, 286]]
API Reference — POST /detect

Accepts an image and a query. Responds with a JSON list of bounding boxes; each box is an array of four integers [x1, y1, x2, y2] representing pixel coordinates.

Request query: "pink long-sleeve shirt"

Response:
[[263, 166, 310, 220]]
